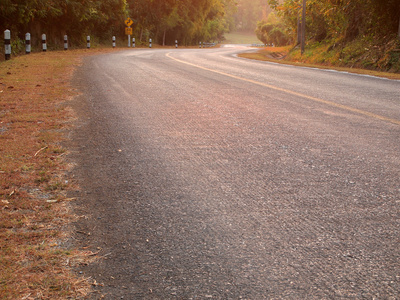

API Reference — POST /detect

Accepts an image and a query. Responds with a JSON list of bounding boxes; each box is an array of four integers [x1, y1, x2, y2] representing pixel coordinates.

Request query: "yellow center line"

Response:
[[166, 52, 400, 126]]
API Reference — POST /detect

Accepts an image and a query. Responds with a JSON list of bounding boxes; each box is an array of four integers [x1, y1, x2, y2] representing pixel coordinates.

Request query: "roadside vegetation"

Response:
[[0, 0, 237, 49], [0, 49, 114, 299], [239, 46, 400, 80], [1, 0, 398, 72], [253, 0, 400, 73]]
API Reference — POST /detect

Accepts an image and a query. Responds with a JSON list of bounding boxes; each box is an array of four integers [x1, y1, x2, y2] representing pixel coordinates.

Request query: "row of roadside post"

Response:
[[4, 29, 215, 61], [3, 30, 118, 61]]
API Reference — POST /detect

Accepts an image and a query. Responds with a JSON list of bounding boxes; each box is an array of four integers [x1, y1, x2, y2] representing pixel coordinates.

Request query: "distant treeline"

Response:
[[0, 0, 241, 48]]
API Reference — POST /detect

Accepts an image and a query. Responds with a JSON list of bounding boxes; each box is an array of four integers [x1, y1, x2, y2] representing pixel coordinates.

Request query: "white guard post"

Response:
[[64, 35, 68, 50], [4, 30, 11, 60], [42, 34, 47, 52], [25, 33, 31, 54]]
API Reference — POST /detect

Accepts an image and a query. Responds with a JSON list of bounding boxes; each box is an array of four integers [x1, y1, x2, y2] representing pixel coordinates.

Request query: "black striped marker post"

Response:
[[42, 34, 47, 52], [149, 38, 152, 48], [87, 36, 90, 49], [132, 38, 135, 48], [4, 30, 11, 60], [112, 36, 116, 48], [64, 35, 68, 50], [25, 33, 31, 54], [175, 40, 178, 48]]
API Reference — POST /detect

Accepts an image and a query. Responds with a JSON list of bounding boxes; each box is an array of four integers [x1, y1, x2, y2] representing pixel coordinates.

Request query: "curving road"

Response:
[[70, 46, 400, 299]]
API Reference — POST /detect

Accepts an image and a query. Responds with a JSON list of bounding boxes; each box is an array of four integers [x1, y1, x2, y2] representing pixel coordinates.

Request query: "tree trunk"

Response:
[[297, 12, 301, 45], [301, 0, 306, 54], [163, 29, 166, 46], [398, 15, 400, 40]]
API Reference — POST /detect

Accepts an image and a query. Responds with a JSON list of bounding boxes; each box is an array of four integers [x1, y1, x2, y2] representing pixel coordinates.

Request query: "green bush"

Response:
[[256, 20, 290, 46]]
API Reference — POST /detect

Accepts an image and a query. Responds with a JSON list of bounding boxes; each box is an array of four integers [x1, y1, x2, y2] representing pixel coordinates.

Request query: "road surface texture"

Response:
[[69, 46, 400, 299]]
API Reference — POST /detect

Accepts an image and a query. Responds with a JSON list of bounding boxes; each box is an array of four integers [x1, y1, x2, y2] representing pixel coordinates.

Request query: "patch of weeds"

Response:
[[21, 164, 35, 172], [45, 181, 67, 191], [362, 60, 377, 69], [35, 171, 50, 184], [240, 40, 400, 79], [387, 50, 400, 72], [52, 147, 66, 154]]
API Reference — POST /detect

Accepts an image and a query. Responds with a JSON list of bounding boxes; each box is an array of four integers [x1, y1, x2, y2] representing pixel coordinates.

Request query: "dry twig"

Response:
[[34, 146, 48, 157]]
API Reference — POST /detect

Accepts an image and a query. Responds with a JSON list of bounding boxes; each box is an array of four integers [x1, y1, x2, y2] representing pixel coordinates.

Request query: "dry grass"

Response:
[[0, 48, 117, 299], [240, 47, 400, 80]]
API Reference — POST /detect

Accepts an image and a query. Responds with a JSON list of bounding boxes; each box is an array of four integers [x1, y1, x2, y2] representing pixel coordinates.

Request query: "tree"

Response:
[[398, 16, 400, 40], [126, 0, 230, 45], [256, 13, 290, 46], [233, 0, 266, 31], [0, 0, 248, 48], [0, 0, 128, 47], [267, 0, 400, 45]]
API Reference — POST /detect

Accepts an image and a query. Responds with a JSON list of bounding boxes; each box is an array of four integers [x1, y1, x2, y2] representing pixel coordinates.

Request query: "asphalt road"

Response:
[[70, 46, 400, 299]]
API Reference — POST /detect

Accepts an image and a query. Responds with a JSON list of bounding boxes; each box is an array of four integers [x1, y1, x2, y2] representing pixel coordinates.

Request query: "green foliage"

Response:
[[126, 0, 236, 45], [256, 14, 290, 46], [267, 0, 400, 43], [0, 0, 238, 47], [269, 26, 290, 46], [0, 0, 281, 48], [265, 0, 400, 71], [233, 0, 265, 31], [0, 0, 129, 48], [11, 37, 24, 55], [3, 0, 397, 51]]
